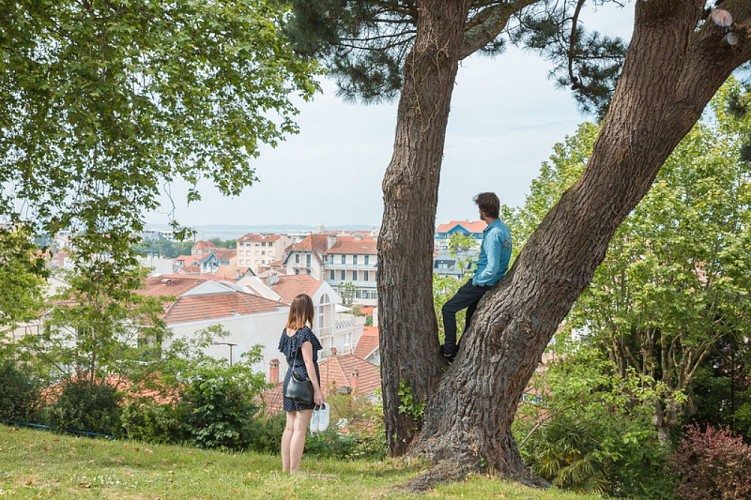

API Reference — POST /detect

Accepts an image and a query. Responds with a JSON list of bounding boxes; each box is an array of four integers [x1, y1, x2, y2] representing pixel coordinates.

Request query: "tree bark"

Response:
[[408, 0, 751, 485], [378, 0, 470, 455]]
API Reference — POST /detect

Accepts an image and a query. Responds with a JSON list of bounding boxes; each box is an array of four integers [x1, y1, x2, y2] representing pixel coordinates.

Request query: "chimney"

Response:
[[269, 359, 280, 385], [351, 369, 359, 395], [327, 234, 337, 250], [330, 347, 337, 357]]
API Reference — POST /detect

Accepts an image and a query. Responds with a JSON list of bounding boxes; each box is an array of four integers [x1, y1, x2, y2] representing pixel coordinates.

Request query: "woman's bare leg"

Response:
[[281, 411, 296, 472], [289, 409, 312, 473]]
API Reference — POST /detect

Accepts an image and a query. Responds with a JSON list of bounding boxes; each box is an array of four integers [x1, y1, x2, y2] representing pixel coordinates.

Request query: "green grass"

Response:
[[0, 425, 600, 499]]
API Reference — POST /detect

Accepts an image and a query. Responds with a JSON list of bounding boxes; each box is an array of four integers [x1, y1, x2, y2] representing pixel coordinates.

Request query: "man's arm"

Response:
[[472, 231, 501, 286]]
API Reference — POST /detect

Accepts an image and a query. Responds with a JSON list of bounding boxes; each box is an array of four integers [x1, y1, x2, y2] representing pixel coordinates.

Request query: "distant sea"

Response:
[[143, 223, 379, 240]]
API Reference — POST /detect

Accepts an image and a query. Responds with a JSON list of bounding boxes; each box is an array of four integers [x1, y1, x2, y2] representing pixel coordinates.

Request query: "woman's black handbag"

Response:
[[284, 330, 314, 404], [286, 369, 314, 404]]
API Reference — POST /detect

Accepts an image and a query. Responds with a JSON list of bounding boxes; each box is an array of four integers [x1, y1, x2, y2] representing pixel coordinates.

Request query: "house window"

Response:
[[306, 254, 311, 266], [295, 254, 300, 264], [262, 251, 266, 255], [364, 271, 369, 281], [341, 255, 346, 264], [330, 270, 335, 280], [365, 255, 369, 265], [353, 255, 358, 265], [352, 271, 358, 281], [340, 270, 345, 280]]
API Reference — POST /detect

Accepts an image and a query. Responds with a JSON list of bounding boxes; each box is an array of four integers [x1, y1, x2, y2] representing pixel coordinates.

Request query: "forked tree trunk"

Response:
[[406, 0, 751, 485], [378, 0, 470, 455]]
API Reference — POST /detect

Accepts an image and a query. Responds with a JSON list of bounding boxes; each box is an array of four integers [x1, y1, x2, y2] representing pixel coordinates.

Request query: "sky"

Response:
[[147, 3, 635, 230]]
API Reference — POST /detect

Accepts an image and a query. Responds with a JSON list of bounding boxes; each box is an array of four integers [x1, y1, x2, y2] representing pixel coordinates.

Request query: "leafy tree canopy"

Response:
[[286, 0, 626, 114], [0, 0, 320, 257], [507, 79, 751, 437]]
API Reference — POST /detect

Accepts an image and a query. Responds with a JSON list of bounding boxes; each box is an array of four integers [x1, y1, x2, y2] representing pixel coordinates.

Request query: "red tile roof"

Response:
[[257, 354, 380, 414], [435, 220, 487, 233], [175, 254, 199, 264], [259, 384, 285, 414], [319, 354, 380, 396], [327, 236, 377, 255], [238, 234, 282, 243], [354, 326, 379, 360], [213, 249, 237, 261], [291, 234, 330, 253], [140, 276, 213, 298], [268, 274, 324, 304], [163, 292, 284, 324]]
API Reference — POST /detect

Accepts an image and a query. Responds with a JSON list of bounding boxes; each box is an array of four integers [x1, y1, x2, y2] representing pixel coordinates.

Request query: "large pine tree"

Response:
[[290, 1, 751, 486]]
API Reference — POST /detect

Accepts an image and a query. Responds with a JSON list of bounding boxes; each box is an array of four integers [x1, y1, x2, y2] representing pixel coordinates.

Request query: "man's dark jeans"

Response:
[[441, 280, 490, 351]]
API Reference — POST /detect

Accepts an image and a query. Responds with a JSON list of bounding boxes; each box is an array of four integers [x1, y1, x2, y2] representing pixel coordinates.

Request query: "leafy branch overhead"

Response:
[[286, 0, 626, 113], [0, 0, 320, 243]]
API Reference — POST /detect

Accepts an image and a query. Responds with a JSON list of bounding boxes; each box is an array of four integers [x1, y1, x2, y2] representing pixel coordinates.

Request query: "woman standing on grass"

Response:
[[279, 293, 324, 473]]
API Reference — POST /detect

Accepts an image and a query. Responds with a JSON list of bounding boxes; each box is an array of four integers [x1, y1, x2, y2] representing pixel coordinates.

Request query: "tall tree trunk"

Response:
[[408, 0, 751, 485], [378, 0, 469, 455]]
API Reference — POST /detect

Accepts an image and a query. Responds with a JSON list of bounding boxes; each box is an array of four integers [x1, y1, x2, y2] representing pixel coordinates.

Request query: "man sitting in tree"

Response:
[[440, 192, 512, 362]]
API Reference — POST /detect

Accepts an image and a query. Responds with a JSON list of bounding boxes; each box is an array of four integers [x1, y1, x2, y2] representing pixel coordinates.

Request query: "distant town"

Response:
[[9, 220, 487, 407]]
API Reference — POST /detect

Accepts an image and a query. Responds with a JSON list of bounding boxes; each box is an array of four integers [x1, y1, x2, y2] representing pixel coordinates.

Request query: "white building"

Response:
[[283, 234, 332, 280], [157, 280, 290, 375], [237, 234, 293, 275], [241, 273, 365, 361], [324, 236, 378, 306]]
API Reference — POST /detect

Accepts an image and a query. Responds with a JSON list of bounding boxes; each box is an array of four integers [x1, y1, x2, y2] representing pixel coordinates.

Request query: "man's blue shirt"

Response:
[[472, 219, 512, 287]]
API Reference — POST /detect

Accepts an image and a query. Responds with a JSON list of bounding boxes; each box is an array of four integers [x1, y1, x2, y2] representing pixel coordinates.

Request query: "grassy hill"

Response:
[[0, 425, 600, 499]]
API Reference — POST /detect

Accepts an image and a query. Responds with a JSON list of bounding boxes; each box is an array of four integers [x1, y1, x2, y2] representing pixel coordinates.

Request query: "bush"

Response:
[[178, 367, 262, 450], [47, 378, 122, 436], [120, 399, 186, 444], [245, 412, 286, 454], [670, 424, 751, 500], [0, 361, 41, 422], [305, 426, 358, 459]]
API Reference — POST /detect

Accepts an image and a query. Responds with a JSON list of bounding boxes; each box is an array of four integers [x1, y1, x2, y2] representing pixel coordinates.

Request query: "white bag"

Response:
[[309, 403, 330, 433]]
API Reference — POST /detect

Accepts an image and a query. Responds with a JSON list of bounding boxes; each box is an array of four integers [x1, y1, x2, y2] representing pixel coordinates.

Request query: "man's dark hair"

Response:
[[474, 192, 500, 219]]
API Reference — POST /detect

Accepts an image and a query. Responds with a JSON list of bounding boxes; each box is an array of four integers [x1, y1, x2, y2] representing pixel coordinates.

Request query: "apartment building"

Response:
[[434, 220, 486, 251], [283, 234, 332, 279], [237, 234, 293, 275], [324, 235, 378, 306]]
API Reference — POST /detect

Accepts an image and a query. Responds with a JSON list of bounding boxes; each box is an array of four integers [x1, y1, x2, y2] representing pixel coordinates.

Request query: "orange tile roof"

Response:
[[258, 384, 285, 414], [140, 276, 213, 298], [327, 236, 377, 255], [213, 249, 237, 261], [354, 326, 379, 359], [175, 254, 199, 264], [163, 292, 283, 324], [193, 240, 219, 251], [435, 220, 487, 233], [268, 274, 323, 304], [238, 234, 282, 243], [291, 234, 330, 253], [319, 354, 380, 396]]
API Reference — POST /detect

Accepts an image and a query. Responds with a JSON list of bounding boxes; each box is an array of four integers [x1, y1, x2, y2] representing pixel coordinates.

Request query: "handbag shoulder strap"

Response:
[[290, 328, 303, 364]]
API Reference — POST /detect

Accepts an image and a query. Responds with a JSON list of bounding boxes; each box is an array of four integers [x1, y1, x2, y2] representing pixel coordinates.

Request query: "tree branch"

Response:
[[567, 0, 587, 90], [457, 0, 537, 60]]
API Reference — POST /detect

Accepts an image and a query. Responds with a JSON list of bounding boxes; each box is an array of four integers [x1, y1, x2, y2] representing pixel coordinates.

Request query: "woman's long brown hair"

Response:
[[286, 294, 314, 331]]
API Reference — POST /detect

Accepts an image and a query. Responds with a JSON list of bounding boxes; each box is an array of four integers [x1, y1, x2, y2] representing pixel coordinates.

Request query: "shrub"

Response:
[[245, 412, 286, 454], [47, 378, 122, 436], [305, 426, 357, 459], [178, 367, 262, 450], [120, 399, 186, 444], [0, 361, 41, 422], [670, 424, 751, 500]]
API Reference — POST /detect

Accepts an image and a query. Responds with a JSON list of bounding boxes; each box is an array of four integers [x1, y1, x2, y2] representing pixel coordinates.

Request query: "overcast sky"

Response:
[[147, 3, 635, 229]]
